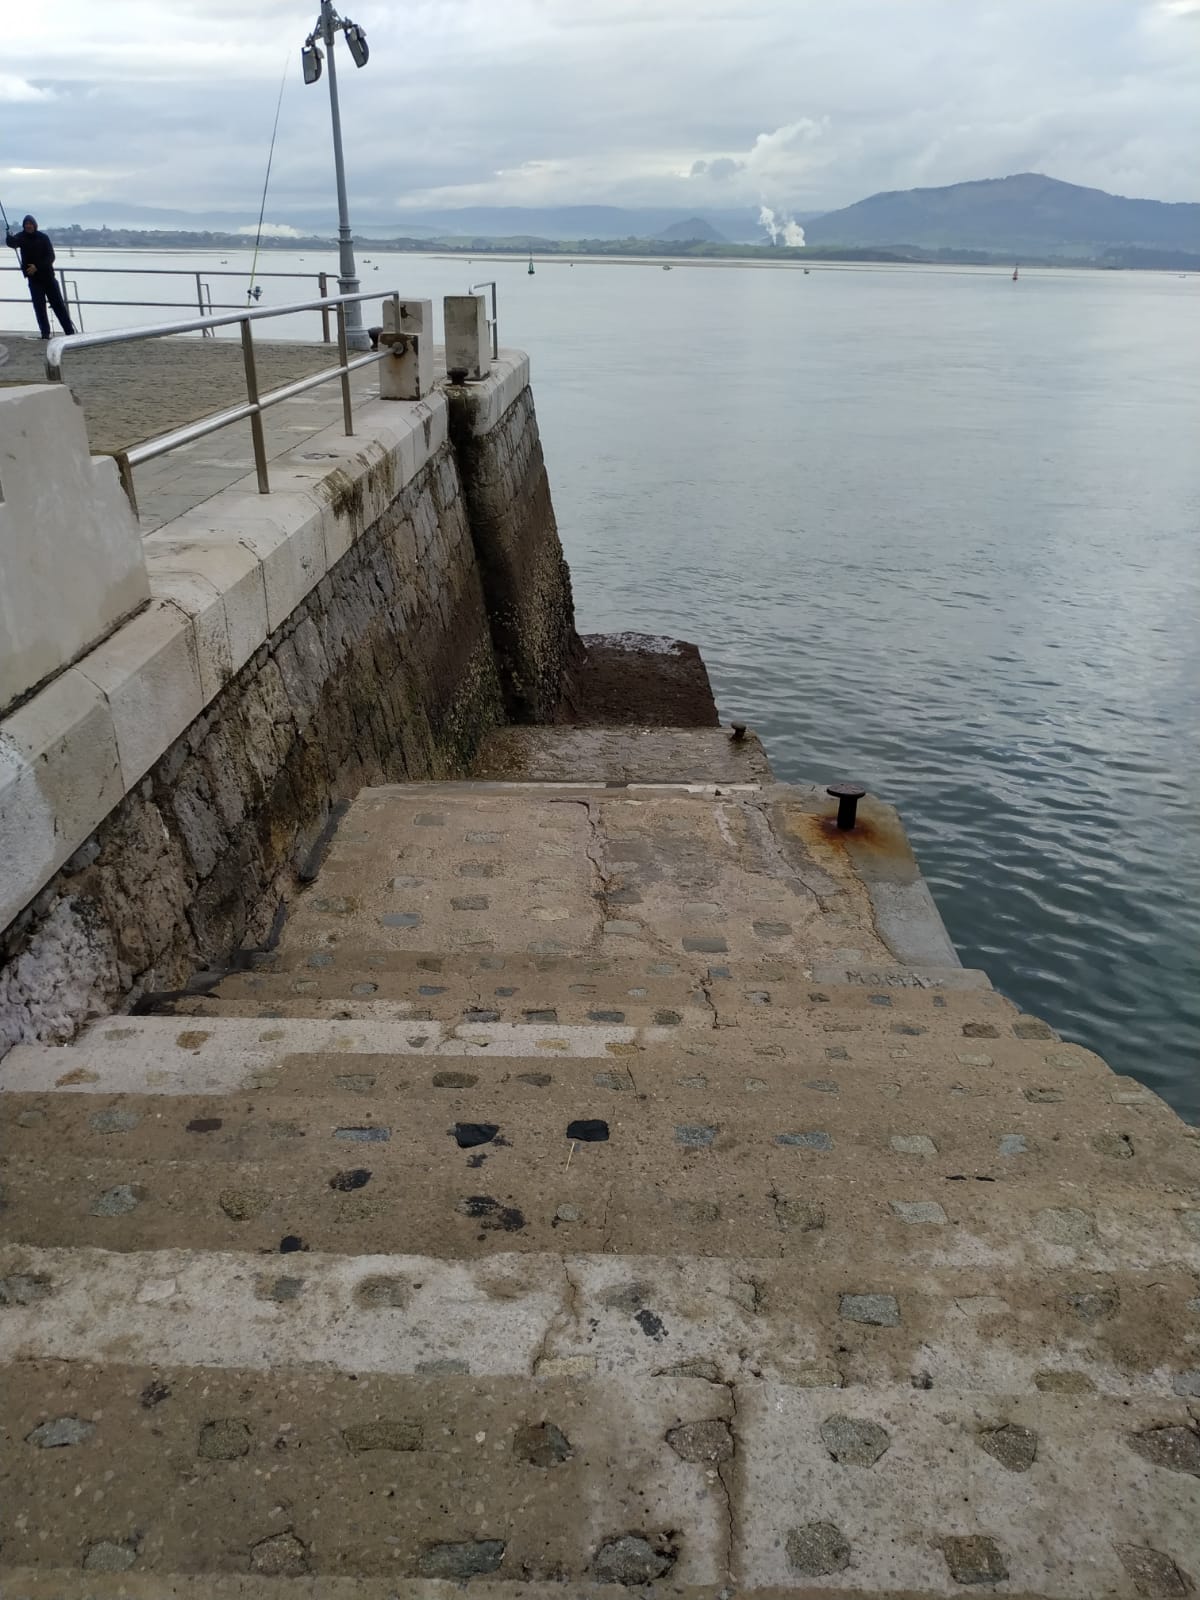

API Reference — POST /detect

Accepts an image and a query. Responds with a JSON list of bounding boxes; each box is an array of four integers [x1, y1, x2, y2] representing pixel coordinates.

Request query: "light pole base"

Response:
[[337, 274, 371, 353]]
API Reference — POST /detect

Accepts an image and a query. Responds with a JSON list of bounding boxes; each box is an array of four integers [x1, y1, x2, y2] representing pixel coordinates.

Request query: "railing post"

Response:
[[470, 280, 500, 360], [196, 272, 213, 338], [319, 272, 331, 344], [240, 317, 270, 494], [336, 301, 353, 436]]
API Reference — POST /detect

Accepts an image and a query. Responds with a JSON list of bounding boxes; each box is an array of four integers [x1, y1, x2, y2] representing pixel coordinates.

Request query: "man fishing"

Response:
[[4, 212, 76, 339]]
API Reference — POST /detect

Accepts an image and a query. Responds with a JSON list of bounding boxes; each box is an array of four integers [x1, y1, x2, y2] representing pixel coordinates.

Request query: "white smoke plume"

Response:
[[758, 204, 806, 248]]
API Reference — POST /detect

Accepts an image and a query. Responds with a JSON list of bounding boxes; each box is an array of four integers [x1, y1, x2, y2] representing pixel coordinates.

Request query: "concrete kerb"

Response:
[[448, 352, 530, 435], [770, 784, 962, 970]]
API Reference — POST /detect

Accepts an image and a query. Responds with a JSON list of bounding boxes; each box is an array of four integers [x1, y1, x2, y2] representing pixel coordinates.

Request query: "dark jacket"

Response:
[[6, 217, 56, 281]]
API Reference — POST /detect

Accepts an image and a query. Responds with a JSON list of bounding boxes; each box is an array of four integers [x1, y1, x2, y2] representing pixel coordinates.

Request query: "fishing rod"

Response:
[[0, 201, 10, 364], [1, 196, 19, 254], [247, 56, 290, 304]]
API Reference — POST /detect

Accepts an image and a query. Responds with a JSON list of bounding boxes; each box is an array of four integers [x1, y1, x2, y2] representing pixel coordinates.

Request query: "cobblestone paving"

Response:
[[1, 331, 368, 532], [1, 330, 332, 455]]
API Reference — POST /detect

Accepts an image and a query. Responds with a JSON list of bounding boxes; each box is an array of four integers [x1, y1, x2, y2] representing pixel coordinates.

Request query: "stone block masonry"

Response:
[[448, 375, 581, 723], [0, 354, 579, 1050]]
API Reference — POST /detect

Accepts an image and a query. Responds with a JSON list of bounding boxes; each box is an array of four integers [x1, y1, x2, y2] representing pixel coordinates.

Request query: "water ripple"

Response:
[[533, 261, 1200, 1121]]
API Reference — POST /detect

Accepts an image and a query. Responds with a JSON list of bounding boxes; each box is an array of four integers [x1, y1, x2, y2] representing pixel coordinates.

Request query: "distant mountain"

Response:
[[40, 177, 1200, 262], [654, 217, 727, 243], [803, 173, 1200, 257], [41, 200, 765, 243], [388, 206, 753, 241]]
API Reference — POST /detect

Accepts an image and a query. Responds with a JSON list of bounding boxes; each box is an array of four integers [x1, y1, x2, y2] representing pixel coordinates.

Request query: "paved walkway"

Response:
[[0, 331, 381, 533], [2, 728, 1197, 1597]]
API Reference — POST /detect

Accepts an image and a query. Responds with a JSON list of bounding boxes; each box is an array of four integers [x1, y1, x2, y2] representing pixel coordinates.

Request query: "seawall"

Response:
[[0, 352, 577, 1050]]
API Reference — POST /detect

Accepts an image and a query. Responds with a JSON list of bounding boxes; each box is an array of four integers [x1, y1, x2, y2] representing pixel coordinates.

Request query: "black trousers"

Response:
[[28, 275, 75, 338]]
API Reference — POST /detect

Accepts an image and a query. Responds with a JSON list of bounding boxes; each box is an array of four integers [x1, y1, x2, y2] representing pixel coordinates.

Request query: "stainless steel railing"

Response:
[[45, 289, 400, 517], [4, 263, 342, 341]]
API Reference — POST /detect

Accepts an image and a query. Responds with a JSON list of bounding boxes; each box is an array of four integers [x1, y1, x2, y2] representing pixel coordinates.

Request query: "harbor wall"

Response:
[[0, 354, 578, 1050]]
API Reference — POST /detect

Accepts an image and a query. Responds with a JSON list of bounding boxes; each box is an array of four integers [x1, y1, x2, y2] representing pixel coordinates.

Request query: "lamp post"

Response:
[[302, 2, 370, 351]]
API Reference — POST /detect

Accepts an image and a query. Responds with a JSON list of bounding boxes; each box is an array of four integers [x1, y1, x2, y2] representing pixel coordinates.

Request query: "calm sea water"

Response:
[[8, 248, 1199, 1119]]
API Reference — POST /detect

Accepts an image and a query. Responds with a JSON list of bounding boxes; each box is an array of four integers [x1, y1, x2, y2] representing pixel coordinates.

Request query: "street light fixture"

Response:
[[302, 2, 370, 351]]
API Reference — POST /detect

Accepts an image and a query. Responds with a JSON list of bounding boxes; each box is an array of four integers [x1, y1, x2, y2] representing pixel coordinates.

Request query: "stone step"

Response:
[[1, 1033, 1149, 1117], [469, 723, 775, 784], [1, 1362, 728, 1586], [157, 959, 715, 1030], [156, 977, 1011, 1044], [4, 1057, 1189, 1178], [3, 1244, 1199, 1400], [266, 780, 904, 971], [3, 1150, 1196, 1276], [161, 953, 997, 1025], [4, 1356, 1197, 1595], [4, 1076, 1195, 1259], [0, 1011, 1136, 1107]]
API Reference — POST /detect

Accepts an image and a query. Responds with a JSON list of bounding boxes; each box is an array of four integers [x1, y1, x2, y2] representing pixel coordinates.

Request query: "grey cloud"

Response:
[[3, 0, 1197, 221]]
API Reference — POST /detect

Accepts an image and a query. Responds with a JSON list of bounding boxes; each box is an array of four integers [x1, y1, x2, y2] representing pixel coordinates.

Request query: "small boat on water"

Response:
[[1012, 265, 1019, 281], [662, 264, 671, 271]]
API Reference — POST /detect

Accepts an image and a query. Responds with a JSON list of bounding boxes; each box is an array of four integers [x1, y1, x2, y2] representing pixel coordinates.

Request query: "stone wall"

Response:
[[449, 381, 581, 722], [0, 356, 579, 1050]]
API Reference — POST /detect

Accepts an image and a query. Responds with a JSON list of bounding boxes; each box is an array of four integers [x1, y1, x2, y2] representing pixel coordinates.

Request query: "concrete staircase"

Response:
[[2, 734, 1197, 1597]]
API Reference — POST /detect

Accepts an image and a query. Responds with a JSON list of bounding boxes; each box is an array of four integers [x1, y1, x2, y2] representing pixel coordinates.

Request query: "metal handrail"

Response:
[[469, 281, 500, 359], [4, 263, 338, 341], [45, 288, 400, 517]]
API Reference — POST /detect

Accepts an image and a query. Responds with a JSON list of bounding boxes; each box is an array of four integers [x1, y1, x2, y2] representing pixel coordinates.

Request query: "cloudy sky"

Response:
[[3, 0, 1198, 225]]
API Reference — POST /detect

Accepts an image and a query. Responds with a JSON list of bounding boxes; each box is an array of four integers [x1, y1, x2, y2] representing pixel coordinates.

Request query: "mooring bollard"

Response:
[[827, 782, 867, 831]]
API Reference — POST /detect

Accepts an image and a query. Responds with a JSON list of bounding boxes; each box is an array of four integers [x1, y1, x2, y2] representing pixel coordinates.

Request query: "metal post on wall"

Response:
[[319, 270, 331, 343], [239, 317, 270, 494], [196, 272, 214, 337], [335, 300, 354, 434]]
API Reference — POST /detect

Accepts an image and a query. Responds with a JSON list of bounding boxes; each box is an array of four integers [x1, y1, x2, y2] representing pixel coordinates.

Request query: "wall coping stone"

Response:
[[0, 353, 531, 934]]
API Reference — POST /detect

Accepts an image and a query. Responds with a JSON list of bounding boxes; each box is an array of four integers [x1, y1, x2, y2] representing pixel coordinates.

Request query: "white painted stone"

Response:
[[444, 294, 492, 381], [76, 599, 204, 786], [0, 668, 123, 930], [397, 297, 433, 340], [0, 386, 150, 716], [142, 529, 268, 681], [0, 1244, 560, 1376], [464, 352, 531, 435], [204, 492, 329, 634], [380, 298, 434, 399], [143, 569, 231, 702], [0, 1015, 680, 1095]]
